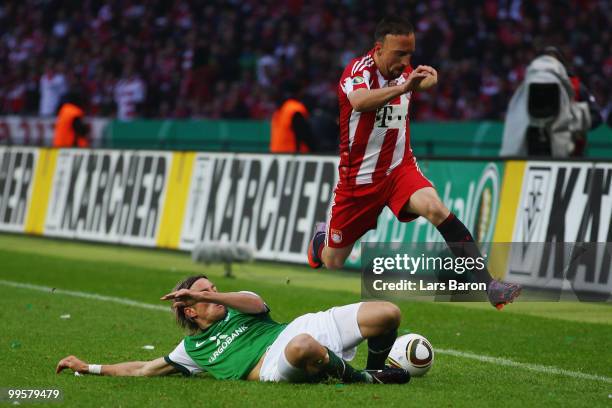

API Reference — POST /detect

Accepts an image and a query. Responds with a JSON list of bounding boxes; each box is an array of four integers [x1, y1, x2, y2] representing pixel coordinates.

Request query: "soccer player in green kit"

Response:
[[56, 275, 409, 384]]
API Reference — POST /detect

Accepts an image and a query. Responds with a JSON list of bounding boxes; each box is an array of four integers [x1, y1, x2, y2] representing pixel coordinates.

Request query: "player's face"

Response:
[[376, 33, 415, 78], [187, 278, 227, 323]]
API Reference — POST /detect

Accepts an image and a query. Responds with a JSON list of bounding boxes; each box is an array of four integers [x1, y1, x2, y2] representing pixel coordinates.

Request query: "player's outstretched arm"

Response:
[[161, 289, 268, 314], [56, 355, 178, 377]]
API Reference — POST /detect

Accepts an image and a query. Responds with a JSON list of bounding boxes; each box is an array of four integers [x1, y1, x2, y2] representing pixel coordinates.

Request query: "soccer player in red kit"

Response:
[[307, 17, 521, 310]]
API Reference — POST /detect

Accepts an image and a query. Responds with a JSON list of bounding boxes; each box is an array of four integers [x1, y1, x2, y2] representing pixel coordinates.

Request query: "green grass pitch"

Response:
[[0, 233, 610, 407]]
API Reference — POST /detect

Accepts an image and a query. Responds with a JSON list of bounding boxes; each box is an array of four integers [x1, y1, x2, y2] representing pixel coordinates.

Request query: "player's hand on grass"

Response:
[[56, 355, 88, 374], [160, 288, 208, 308]]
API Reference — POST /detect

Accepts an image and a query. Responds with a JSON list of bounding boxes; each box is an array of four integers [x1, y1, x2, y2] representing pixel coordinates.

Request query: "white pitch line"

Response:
[[437, 348, 612, 384], [1, 279, 611, 384], [0, 279, 170, 313]]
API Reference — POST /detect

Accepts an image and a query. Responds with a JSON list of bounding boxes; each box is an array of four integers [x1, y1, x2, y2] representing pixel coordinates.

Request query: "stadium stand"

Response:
[[0, 0, 610, 124]]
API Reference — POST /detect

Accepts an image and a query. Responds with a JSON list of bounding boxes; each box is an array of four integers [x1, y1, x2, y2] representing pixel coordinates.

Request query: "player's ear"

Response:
[[184, 306, 197, 319], [374, 40, 383, 55]]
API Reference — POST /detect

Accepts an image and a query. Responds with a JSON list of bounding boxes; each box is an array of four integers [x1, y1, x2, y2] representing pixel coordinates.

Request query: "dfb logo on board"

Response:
[[471, 163, 501, 245], [520, 166, 552, 244]]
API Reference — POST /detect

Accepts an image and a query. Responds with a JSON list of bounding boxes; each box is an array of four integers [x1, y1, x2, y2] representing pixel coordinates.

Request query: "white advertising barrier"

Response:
[[2, 145, 611, 296], [43, 149, 173, 247], [506, 161, 612, 294], [0, 116, 109, 147], [0, 146, 38, 232], [178, 153, 339, 263]]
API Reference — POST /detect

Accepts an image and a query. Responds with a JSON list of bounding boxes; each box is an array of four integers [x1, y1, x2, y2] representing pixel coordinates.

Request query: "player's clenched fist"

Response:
[[56, 355, 88, 374]]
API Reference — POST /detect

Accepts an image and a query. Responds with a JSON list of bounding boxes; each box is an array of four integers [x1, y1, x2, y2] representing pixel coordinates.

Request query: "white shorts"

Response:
[[259, 303, 364, 382]]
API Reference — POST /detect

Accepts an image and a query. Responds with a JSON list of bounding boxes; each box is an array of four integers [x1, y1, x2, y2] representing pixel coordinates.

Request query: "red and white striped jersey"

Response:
[[338, 49, 414, 186]]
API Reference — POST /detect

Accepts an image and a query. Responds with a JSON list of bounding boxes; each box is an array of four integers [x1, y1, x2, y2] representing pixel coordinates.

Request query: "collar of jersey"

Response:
[[187, 308, 230, 340]]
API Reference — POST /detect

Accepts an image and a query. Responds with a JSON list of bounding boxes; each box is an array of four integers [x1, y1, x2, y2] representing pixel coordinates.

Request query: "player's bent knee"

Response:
[[425, 200, 449, 224], [325, 259, 345, 270], [322, 255, 345, 270], [285, 334, 324, 364], [357, 302, 402, 337], [374, 301, 401, 329], [384, 302, 402, 329]]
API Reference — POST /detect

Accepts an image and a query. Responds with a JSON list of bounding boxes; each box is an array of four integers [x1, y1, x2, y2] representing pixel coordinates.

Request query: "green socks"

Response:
[[324, 348, 372, 383], [366, 328, 397, 370]]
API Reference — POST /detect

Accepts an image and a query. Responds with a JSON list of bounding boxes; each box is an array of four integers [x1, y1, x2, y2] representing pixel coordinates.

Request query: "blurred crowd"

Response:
[[0, 0, 610, 123]]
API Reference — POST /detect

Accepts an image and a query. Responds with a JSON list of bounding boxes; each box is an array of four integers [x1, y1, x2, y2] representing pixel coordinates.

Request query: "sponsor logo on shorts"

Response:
[[331, 229, 343, 244]]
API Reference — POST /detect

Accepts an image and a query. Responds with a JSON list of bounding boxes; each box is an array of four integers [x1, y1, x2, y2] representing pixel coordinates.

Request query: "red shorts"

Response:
[[326, 159, 433, 248]]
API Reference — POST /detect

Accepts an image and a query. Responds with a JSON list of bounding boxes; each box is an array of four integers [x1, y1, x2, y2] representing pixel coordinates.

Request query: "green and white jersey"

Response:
[[165, 291, 287, 380]]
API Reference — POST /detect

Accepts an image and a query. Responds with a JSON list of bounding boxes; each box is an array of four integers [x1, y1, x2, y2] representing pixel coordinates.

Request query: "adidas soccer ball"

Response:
[[387, 333, 434, 377]]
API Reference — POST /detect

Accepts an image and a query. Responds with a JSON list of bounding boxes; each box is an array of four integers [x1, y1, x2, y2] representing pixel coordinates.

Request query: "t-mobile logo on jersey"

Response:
[[375, 104, 409, 129]]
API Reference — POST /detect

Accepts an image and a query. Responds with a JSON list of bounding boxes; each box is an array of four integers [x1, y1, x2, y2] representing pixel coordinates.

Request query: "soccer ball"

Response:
[[387, 333, 434, 377]]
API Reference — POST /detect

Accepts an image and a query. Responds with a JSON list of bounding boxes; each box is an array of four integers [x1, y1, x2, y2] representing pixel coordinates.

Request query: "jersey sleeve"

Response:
[[340, 61, 373, 96], [164, 340, 203, 376], [238, 290, 270, 313]]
